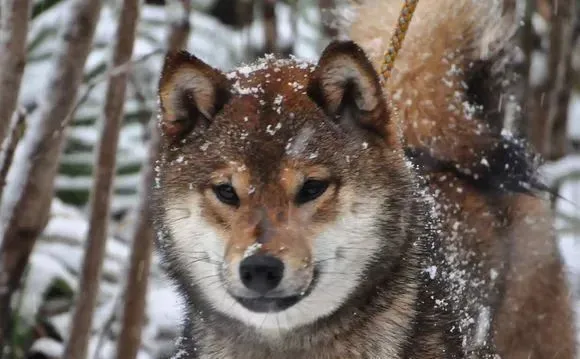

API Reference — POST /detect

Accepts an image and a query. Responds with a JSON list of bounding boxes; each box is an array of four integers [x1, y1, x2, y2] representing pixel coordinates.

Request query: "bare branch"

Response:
[[92, 290, 123, 359], [0, 109, 26, 206], [63, 0, 142, 358], [22, 48, 163, 122], [0, 0, 32, 146], [72, 48, 163, 115], [0, 0, 103, 353]]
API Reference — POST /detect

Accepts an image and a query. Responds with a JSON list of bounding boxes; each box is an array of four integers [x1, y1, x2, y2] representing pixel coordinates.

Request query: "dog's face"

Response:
[[155, 42, 413, 333]]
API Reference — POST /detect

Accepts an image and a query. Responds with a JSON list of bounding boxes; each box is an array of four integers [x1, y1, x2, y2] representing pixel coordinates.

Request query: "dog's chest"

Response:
[[190, 326, 414, 359]]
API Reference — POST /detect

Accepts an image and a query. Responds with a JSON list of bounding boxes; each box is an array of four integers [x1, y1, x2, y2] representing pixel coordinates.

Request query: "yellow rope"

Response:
[[381, 0, 419, 82]]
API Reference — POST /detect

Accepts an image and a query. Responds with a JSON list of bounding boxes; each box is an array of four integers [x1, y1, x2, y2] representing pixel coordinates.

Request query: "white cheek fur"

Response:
[[165, 193, 385, 334]]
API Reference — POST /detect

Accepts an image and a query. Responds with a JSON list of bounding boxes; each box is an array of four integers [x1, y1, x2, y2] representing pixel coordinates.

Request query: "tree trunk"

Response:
[[543, 0, 576, 160], [527, 0, 576, 160], [263, 0, 277, 55], [167, 0, 192, 52], [114, 122, 158, 359], [62, 0, 141, 358], [115, 2, 192, 358], [0, 0, 32, 149], [0, 0, 103, 354], [509, 0, 536, 133]]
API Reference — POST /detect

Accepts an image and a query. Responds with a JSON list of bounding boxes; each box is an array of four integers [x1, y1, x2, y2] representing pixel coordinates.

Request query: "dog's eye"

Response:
[[213, 184, 240, 206], [296, 180, 330, 204]]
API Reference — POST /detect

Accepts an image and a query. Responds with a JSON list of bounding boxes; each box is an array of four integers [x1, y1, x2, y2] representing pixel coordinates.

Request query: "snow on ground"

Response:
[[21, 197, 184, 359]]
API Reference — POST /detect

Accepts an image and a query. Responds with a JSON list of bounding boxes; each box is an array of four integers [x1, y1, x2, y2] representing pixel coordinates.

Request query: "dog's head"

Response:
[[154, 41, 415, 333]]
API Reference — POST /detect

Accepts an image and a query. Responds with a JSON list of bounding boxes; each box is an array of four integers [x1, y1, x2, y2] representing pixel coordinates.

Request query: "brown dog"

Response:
[[152, 0, 578, 357]]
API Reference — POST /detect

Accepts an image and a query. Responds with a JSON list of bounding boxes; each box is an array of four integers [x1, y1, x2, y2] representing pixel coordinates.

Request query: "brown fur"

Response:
[[348, 0, 578, 357], [347, 0, 512, 163]]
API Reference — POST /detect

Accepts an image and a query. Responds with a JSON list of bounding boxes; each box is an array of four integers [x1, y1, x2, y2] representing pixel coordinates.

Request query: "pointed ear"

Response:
[[307, 41, 389, 137], [158, 51, 230, 139]]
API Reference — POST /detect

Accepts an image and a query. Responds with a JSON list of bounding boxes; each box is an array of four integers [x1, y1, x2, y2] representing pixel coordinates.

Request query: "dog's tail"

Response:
[[345, 0, 545, 194]]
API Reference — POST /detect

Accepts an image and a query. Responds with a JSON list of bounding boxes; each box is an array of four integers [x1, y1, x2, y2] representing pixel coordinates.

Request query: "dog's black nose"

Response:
[[239, 255, 284, 294]]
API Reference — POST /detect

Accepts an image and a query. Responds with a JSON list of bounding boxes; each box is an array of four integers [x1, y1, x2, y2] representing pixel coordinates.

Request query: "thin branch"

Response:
[[128, 74, 154, 133], [0, 109, 26, 206], [0, 0, 32, 146], [63, 0, 141, 357], [92, 48, 164, 86], [63, 48, 164, 118], [92, 290, 124, 359], [22, 48, 163, 121], [0, 0, 103, 354]]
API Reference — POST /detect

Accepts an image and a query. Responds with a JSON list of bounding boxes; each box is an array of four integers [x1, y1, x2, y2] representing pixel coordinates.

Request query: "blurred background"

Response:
[[0, 0, 579, 358]]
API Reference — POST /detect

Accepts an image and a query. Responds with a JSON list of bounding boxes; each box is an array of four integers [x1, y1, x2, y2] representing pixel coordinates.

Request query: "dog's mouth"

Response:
[[233, 295, 303, 313], [232, 267, 319, 313]]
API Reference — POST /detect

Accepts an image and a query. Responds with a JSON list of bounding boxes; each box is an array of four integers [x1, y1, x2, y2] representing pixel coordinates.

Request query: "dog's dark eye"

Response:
[[296, 180, 330, 204], [213, 184, 240, 206]]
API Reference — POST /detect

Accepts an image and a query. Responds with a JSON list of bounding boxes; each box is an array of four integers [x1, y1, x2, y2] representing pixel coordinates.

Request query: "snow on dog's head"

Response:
[[153, 43, 416, 333]]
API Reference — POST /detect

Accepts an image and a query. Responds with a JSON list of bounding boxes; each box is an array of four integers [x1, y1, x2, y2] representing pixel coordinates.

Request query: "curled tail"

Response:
[[344, 0, 544, 194]]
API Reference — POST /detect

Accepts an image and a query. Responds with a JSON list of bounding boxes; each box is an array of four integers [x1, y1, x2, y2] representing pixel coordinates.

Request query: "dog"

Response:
[[152, 0, 578, 357]]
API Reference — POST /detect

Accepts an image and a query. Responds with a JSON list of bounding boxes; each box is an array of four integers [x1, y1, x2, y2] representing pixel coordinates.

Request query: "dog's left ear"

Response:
[[307, 41, 389, 137], [158, 51, 231, 139]]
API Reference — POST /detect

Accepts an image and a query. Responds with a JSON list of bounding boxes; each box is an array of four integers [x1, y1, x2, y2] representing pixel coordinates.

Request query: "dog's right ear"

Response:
[[307, 41, 389, 137], [158, 51, 230, 139]]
